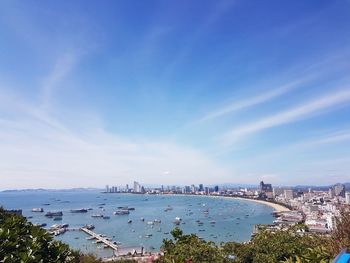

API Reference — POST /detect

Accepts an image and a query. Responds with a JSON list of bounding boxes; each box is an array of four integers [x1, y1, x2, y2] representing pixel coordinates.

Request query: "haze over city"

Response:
[[1, 0, 350, 189]]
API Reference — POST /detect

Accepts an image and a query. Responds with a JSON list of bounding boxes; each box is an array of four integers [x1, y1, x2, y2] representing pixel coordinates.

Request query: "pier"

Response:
[[80, 227, 119, 251]]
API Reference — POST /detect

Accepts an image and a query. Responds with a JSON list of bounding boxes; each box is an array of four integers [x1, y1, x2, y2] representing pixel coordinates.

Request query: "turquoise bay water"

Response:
[[0, 191, 274, 257]]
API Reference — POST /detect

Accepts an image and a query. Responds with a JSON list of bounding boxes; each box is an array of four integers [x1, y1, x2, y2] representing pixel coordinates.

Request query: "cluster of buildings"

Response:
[[104, 180, 349, 235], [256, 181, 350, 234], [105, 182, 220, 195]]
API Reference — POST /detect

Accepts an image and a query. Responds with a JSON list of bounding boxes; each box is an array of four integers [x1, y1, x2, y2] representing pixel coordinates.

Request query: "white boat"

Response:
[[32, 208, 44, 212], [113, 209, 129, 215]]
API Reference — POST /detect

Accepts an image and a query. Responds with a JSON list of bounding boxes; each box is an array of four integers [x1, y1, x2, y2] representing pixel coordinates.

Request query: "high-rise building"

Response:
[[259, 181, 273, 198], [273, 187, 284, 197], [328, 188, 334, 198], [133, 181, 141, 193], [346, 192, 350, 205], [106, 185, 109, 193], [260, 181, 272, 192], [284, 189, 294, 200], [214, 185, 219, 192], [191, 184, 196, 193], [333, 183, 346, 197], [199, 184, 204, 192]]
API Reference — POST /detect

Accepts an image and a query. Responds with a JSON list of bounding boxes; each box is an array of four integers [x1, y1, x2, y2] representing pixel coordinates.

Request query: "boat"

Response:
[[50, 224, 61, 229], [70, 208, 88, 213], [32, 208, 44, 212], [164, 205, 173, 212], [128, 219, 132, 224], [84, 224, 95, 230], [42, 203, 50, 206], [103, 216, 110, 219], [53, 217, 62, 221], [91, 214, 104, 218], [147, 221, 154, 225], [117, 206, 135, 211], [154, 219, 161, 223], [173, 217, 181, 225], [140, 217, 145, 221], [144, 234, 152, 238], [45, 211, 63, 217], [210, 220, 216, 224], [113, 209, 129, 215]]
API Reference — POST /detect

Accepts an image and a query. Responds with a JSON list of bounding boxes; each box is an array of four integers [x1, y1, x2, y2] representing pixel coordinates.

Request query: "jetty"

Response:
[[80, 227, 119, 251]]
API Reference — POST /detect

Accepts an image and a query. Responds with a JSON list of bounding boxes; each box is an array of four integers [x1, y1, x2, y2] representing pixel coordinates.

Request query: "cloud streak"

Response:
[[197, 76, 312, 123], [221, 88, 350, 145]]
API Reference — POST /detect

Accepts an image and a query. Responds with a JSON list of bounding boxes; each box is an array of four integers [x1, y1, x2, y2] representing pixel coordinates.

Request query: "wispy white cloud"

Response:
[[197, 76, 312, 123], [41, 52, 77, 111], [221, 88, 350, 145]]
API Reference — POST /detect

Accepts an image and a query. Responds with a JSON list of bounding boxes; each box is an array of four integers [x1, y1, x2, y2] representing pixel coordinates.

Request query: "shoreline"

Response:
[[163, 193, 290, 212], [224, 196, 290, 212]]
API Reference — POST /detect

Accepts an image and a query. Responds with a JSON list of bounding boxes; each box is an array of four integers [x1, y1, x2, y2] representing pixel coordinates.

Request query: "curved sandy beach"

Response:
[[167, 194, 290, 212], [229, 197, 290, 212]]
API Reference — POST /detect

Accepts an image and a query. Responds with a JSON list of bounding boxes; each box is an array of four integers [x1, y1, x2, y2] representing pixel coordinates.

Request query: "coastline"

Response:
[[164, 193, 290, 212], [227, 196, 290, 212]]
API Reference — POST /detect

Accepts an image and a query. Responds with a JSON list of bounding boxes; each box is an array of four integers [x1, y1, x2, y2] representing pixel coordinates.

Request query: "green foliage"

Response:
[[159, 214, 350, 263], [221, 225, 333, 263], [160, 227, 230, 263], [0, 208, 76, 262], [0, 208, 102, 263]]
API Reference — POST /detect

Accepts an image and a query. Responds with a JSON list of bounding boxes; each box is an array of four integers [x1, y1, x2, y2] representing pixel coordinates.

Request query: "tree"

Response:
[[160, 227, 229, 263]]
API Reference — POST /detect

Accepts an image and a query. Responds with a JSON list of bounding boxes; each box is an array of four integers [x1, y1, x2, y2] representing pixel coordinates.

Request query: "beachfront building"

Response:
[[259, 181, 273, 199]]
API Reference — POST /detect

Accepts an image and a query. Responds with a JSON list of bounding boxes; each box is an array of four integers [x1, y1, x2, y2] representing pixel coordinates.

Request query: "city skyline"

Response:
[[1, 1, 350, 189]]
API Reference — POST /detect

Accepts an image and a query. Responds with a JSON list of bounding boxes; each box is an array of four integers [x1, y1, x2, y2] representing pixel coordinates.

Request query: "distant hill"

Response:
[[1, 187, 102, 193]]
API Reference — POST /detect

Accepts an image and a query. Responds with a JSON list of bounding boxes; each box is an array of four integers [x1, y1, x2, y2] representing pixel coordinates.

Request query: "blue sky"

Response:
[[1, 0, 350, 189]]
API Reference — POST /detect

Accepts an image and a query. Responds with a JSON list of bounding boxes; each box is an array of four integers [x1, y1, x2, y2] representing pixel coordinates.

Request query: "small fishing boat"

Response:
[[70, 208, 88, 213], [32, 208, 44, 212], [91, 214, 104, 218], [45, 211, 63, 217], [113, 209, 129, 215]]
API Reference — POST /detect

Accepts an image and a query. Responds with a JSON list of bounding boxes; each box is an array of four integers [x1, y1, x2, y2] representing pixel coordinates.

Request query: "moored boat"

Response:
[[70, 208, 88, 213], [32, 208, 44, 212], [45, 211, 63, 217]]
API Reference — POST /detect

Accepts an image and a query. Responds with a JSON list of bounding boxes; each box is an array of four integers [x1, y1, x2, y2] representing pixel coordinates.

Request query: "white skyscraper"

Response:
[[133, 181, 141, 193], [346, 192, 350, 205]]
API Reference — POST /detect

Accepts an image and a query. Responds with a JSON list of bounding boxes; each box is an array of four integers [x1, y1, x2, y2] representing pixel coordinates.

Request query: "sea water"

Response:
[[0, 190, 274, 258]]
